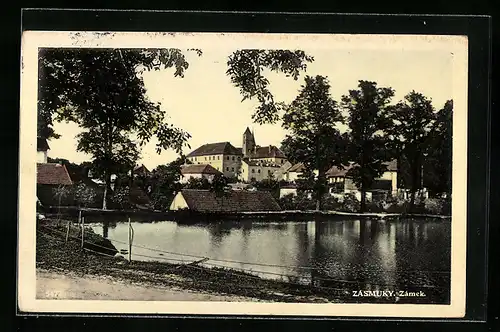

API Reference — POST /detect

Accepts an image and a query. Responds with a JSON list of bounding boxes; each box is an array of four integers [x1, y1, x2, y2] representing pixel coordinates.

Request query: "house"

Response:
[[284, 163, 305, 182], [326, 160, 398, 200], [227, 183, 256, 191], [37, 137, 49, 163], [133, 164, 150, 177], [169, 189, 282, 212], [186, 142, 242, 178], [180, 164, 223, 183], [239, 159, 283, 182], [36, 163, 74, 206], [185, 127, 289, 181], [283, 163, 319, 182], [279, 184, 299, 198]]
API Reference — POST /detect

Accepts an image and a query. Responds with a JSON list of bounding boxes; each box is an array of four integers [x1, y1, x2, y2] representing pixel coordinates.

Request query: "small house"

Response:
[[169, 189, 282, 212], [326, 160, 398, 199], [36, 163, 74, 206], [180, 164, 223, 183]]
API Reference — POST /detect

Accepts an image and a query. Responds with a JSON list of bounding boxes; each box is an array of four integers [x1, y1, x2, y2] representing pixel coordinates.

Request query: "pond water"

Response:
[[89, 218, 451, 303]]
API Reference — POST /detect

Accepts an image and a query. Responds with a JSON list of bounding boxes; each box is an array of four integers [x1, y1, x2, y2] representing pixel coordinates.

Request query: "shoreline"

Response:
[[42, 206, 451, 223]]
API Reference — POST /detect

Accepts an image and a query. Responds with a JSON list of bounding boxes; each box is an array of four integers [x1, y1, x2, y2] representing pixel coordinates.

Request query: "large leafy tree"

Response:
[[387, 91, 437, 212], [38, 48, 197, 209], [341, 80, 395, 212], [281, 75, 348, 210], [424, 100, 453, 197]]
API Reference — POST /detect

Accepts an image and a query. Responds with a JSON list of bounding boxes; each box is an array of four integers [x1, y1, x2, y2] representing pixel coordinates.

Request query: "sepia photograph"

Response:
[[18, 31, 468, 317]]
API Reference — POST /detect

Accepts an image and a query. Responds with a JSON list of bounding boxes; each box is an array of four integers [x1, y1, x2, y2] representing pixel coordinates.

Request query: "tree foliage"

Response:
[[424, 99, 453, 196], [38, 48, 198, 209], [341, 80, 395, 212], [227, 50, 314, 124], [386, 91, 437, 212], [281, 75, 347, 210], [147, 156, 188, 210]]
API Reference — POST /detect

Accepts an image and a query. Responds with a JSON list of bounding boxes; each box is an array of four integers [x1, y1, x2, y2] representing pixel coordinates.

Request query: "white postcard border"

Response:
[[18, 31, 468, 317]]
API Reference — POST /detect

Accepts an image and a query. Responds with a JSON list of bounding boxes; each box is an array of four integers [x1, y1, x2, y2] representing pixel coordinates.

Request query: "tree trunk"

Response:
[[360, 189, 367, 213], [315, 170, 327, 211], [408, 156, 420, 214], [102, 171, 110, 210]]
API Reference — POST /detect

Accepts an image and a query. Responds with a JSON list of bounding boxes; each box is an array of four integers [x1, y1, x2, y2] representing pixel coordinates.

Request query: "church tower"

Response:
[[242, 127, 256, 158]]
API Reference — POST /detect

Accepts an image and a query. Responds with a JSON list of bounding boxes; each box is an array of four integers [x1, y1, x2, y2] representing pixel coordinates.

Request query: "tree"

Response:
[[209, 174, 232, 211], [425, 100, 453, 197], [281, 75, 347, 210], [38, 48, 196, 209], [73, 182, 97, 208], [387, 91, 437, 212], [227, 50, 314, 124], [147, 156, 188, 210], [253, 178, 281, 199], [341, 80, 395, 212]]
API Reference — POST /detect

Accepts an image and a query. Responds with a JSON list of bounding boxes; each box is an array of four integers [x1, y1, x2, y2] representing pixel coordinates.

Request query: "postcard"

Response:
[[18, 31, 468, 317]]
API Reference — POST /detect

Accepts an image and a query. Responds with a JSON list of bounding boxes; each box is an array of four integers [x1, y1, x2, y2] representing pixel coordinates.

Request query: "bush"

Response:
[[74, 182, 98, 208], [321, 195, 342, 210], [339, 193, 360, 213]]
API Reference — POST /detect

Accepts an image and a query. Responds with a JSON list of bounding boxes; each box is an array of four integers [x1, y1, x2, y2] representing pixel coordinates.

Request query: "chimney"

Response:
[[268, 145, 271, 154]]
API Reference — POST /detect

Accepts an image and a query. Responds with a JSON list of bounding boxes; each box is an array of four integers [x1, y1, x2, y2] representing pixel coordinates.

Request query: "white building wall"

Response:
[[37, 151, 47, 163], [180, 173, 216, 184], [169, 192, 189, 210]]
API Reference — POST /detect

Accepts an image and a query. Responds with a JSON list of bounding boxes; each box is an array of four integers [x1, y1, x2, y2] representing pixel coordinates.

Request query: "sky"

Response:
[[46, 43, 454, 170]]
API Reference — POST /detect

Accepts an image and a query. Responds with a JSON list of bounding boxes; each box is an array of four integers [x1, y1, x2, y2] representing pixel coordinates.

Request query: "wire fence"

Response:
[[38, 223, 451, 292]]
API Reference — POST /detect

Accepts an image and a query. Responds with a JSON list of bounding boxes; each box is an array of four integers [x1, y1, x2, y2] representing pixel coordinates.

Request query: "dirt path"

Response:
[[36, 269, 263, 302]]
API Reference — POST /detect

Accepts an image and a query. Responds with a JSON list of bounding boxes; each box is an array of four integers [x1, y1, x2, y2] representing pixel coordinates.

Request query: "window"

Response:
[[231, 167, 234, 171], [281, 160, 284, 164], [205, 157, 207, 161], [226, 156, 229, 160], [238, 157, 241, 161], [242, 169, 244, 173], [195, 157, 197, 161], [232, 156, 235, 161], [251, 169, 255, 173], [258, 169, 261, 173], [217, 156, 220, 160], [226, 167, 229, 171]]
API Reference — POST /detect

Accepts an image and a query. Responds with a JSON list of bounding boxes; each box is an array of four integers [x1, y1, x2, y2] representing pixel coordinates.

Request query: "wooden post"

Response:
[[128, 217, 132, 262], [81, 216, 85, 249], [65, 220, 70, 243]]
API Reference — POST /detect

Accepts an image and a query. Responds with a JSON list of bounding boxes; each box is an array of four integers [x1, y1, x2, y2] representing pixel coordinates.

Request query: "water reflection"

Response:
[[90, 218, 451, 303]]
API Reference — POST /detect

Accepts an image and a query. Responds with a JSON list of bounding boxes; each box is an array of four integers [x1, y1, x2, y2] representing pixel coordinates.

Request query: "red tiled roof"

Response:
[[37, 163, 73, 185], [287, 162, 306, 173], [37, 137, 50, 151], [134, 164, 150, 174], [181, 164, 222, 175], [250, 145, 286, 159], [187, 142, 242, 157], [178, 189, 281, 212]]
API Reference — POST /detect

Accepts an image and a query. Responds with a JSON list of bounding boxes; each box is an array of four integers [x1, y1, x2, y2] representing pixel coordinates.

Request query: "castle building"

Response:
[[185, 127, 289, 182]]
